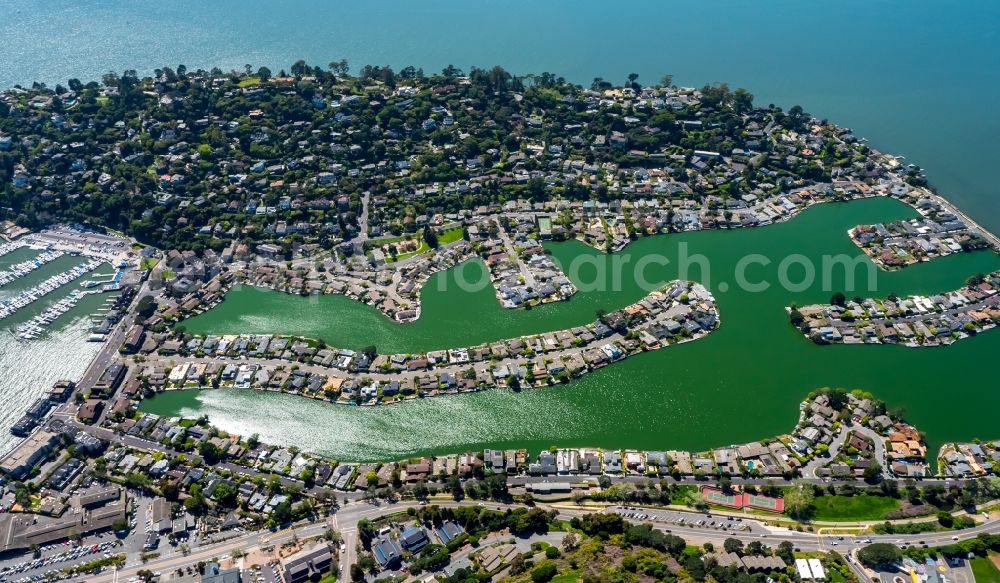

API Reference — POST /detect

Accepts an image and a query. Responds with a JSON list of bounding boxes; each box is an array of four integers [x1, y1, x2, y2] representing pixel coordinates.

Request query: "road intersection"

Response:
[[83, 496, 1000, 583]]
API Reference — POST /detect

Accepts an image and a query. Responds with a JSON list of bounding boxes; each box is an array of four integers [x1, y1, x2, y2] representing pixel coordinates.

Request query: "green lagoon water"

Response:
[[142, 198, 1000, 462], [2, 0, 999, 462]]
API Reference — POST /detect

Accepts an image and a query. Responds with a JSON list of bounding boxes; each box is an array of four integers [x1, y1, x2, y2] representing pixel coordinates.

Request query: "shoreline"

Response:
[[790, 269, 999, 347], [2, 65, 998, 491], [136, 388, 957, 481], [183, 191, 987, 327], [139, 280, 719, 406], [171, 190, 998, 336], [146, 326, 716, 408]]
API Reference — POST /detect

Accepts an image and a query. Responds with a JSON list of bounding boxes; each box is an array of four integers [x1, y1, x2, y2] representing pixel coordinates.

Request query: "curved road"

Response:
[[83, 497, 1000, 583]]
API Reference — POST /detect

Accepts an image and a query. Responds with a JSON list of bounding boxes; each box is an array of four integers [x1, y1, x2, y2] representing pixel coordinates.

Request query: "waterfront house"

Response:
[[528, 451, 556, 475], [602, 451, 623, 474]]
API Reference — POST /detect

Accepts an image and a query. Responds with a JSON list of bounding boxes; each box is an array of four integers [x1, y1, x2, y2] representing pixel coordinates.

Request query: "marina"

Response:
[[0, 249, 65, 287], [13, 289, 101, 341], [0, 259, 102, 321], [0, 237, 116, 455], [0, 241, 25, 260]]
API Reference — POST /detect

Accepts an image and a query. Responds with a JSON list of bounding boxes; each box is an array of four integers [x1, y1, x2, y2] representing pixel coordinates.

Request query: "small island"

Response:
[[788, 271, 999, 346]]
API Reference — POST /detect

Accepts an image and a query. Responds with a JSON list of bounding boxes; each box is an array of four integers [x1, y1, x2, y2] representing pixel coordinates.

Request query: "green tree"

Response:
[[213, 482, 238, 508], [966, 273, 986, 286], [413, 481, 429, 500], [732, 88, 754, 113], [272, 500, 292, 524], [184, 489, 207, 515], [423, 226, 439, 249], [198, 440, 222, 465], [136, 295, 156, 318], [777, 541, 795, 564], [358, 518, 376, 546], [14, 486, 31, 508], [531, 562, 558, 583], [864, 461, 884, 484], [857, 543, 902, 568], [789, 306, 805, 327]]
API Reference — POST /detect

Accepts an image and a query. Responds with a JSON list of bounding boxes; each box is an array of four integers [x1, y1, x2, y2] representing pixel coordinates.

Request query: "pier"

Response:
[[0, 259, 102, 321], [0, 250, 64, 287], [14, 289, 101, 340], [0, 240, 25, 260]]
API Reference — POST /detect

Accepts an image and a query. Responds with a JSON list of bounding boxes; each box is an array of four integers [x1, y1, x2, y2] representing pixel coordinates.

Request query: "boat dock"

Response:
[[0, 259, 102, 321], [14, 289, 100, 340], [0, 240, 26, 260], [0, 249, 64, 287], [83, 274, 115, 286], [101, 270, 126, 291]]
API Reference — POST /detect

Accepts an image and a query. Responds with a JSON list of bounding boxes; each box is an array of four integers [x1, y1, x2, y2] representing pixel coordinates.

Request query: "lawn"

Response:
[[388, 240, 430, 263], [808, 494, 900, 521], [550, 569, 581, 583], [971, 555, 1000, 583], [826, 566, 848, 583], [438, 226, 465, 245], [390, 227, 462, 261], [670, 485, 699, 505], [371, 227, 461, 262], [238, 76, 261, 87]]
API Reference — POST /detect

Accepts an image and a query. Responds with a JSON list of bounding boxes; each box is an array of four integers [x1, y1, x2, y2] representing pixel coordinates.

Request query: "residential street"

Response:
[[82, 497, 1000, 583]]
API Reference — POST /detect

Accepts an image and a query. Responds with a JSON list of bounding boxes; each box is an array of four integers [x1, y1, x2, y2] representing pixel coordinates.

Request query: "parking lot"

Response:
[[609, 505, 762, 534], [0, 537, 122, 582], [876, 557, 975, 583], [31, 226, 133, 263], [126, 494, 161, 558], [154, 560, 285, 583], [248, 561, 284, 583]]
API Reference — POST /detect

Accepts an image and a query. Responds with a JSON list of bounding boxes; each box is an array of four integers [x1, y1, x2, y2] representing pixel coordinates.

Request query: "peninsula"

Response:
[[2, 61, 1000, 583], [2, 61, 996, 327], [138, 280, 717, 405], [789, 270, 999, 346]]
